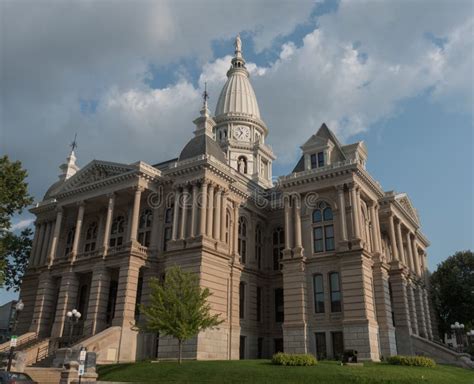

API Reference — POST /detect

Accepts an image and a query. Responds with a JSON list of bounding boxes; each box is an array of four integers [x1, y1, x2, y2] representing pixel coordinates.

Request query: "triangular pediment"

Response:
[[301, 123, 346, 160], [396, 193, 420, 225], [58, 160, 136, 193]]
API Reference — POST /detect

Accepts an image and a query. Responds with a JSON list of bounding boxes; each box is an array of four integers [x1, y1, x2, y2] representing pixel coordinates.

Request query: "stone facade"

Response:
[[17, 37, 434, 362]]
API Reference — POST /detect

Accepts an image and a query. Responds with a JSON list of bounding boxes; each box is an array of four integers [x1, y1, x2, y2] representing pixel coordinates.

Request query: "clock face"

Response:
[[234, 126, 250, 141]]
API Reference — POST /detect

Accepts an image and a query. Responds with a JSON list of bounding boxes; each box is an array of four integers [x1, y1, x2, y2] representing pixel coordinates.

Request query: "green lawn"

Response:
[[97, 359, 474, 384]]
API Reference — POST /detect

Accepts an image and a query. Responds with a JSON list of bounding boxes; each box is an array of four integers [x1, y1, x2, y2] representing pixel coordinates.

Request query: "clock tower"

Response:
[[214, 35, 275, 188]]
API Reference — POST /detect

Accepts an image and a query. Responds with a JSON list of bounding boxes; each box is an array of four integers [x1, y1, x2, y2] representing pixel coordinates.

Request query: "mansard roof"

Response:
[[178, 134, 227, 163]]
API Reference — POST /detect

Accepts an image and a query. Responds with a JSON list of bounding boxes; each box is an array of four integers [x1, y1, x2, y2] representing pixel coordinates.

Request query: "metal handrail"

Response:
[[0, 333, 38, 353]]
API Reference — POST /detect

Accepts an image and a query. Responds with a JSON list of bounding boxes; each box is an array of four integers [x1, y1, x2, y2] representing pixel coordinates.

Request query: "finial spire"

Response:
[[70, 132, 78, 153], [202, 82, 209, 110], [235, 34, 242, 58]]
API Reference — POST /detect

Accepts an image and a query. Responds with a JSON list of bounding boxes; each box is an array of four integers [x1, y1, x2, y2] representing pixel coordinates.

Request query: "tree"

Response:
[[138, 266, 223, 363], [0, 155, 34, 287], [430, 250, 474, 336], [2, 228, 33, 291]]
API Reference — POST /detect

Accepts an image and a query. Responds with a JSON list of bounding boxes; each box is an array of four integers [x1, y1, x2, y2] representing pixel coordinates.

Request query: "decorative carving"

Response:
[[397, 195, 420, 224]]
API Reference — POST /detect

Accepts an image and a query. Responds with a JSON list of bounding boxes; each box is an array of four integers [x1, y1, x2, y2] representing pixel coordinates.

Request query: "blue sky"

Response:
[[1, 0, 472, 305]]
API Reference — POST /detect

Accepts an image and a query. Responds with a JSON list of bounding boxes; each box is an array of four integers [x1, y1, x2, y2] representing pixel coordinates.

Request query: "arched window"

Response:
[[313, 274, 325, 314], [110, 215, 125, 247], [163, 206, 173, 251], [255, 225, 263, 270], [329, 272, 342, 312], [84, 221, 98, 252], [238, 217, 247, 264], [312, 201, 335, 253], [64, 227, 75, 256], [272, 227, 285, 271], [237, 156, 248, 174], [138, 208, 153, 247]]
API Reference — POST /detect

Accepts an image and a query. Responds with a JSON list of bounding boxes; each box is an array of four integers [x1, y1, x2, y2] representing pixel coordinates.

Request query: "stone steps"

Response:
[[25, 367, 62, 384]]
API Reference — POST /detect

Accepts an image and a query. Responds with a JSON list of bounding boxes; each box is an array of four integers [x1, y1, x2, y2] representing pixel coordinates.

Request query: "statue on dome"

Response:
[[235, 34, 242, 54]]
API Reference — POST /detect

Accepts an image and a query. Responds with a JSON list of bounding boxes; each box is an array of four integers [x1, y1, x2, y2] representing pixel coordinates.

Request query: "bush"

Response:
[[272, 353, 318, 366], [386, 355, 436, 368]]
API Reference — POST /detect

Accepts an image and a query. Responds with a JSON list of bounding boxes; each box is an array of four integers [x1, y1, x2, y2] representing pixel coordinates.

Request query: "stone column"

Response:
[[33, 222, 46, 266], [336, 186, 348, 241], [389, 269, 413, 354], [220, 192, 227, 242], [40, 222, 53, 265], [350, 185, 361, 239], [71, 202, 85, 259], [406, 280, 419, 335], [48, 208, 64, 266], [213, 188, 222, 241], [341, 253, 381, 361], [112, 260, 142, 327], [415, 285, 427, 338], [411, 235, 420, 276], [180, 187, 188, 239], [190, 183, 198, 237], [283, 197, 292, 252], [368, 202, 379, 253], [233, 203, 239, 256], [374, 205, 383, 254], [50, 271, 80, 338], [282, 256, 308, 354], [423, 288, 433, 340], [112, 259, 143, 362], [405, 232, 414, 272], [102, 194, 115, 254], [388, 215, 398, 261], [373, 260, 397, 357], [395, 219, 406, 265], [29, 272, 56, 336], [30, 223, 41, 266], [130, 187, 143, 242], [85, 265, 111, 335], [172, 188, 180, 241], [199, 182, 208, 236], [207, 184, 215, 238], [293, 195, 302, 251]]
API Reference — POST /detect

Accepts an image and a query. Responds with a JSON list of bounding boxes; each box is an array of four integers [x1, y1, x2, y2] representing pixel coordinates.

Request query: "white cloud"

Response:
[[1, 0, 472, 203], [11, 219, 35, 232]]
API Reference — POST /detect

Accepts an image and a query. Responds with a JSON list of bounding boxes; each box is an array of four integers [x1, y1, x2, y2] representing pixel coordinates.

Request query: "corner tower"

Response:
[[214, 35, 275, 188]]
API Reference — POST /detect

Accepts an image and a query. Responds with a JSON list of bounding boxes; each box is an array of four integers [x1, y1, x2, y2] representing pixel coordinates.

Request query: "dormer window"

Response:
[[310, 152, 325, 169]]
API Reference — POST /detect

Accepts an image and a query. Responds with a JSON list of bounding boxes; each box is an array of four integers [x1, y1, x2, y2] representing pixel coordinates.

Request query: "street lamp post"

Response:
[[66, 309, 82, 348], [466, 329, 474, 348], [450, 322, 465, 352], [7, 299, 24, 372]]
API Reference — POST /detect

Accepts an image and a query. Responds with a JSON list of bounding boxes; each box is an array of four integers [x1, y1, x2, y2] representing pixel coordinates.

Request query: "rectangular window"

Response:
[[274, 338, 284, 354], [318, 151, 325, 167], [257, 338, 263, 359], [163, 227, 172, 251], [331, 332, 344, 359], [239, 282, 245, 319], [310, 154, 317, 169], [313, 227, 324, 252], [273, 248, 280, 271], [239, 336, 246, 359], [274, 288, 284, 323], [330, 272, 342, 312], [313, 274, 325, 313], [325, 225, 335, 251], [389, 282, 395, 327], [315, 332, 327, 360], [257, 287, 262, 322]]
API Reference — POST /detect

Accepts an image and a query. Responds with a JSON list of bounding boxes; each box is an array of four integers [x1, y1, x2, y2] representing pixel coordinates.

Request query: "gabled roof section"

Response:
[[395, 193, 420, 225], [52, 160, 137, 196], [300, 123, 346, 160]]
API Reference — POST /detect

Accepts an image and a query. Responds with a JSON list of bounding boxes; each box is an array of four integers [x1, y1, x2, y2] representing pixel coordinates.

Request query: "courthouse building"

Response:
[[17, 37, 436, 363]]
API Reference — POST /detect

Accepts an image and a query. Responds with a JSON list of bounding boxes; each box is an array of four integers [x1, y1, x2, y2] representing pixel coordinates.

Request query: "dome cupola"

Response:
[[215, 35, 261, 119]]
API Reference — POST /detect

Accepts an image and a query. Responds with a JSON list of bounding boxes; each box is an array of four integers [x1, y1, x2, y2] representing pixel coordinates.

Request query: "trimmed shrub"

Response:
[[272, 353, 318, 366], [386, 355, 436, 368]]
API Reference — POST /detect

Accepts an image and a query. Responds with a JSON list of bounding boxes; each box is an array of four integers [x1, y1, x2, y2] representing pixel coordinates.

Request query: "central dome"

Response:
[[215, 37, 261, 119]]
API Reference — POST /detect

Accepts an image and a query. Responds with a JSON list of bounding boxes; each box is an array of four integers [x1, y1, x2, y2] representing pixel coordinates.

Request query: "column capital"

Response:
[[107, 192, 116, 199], [55, 207, 64, 214], [336, 184, 345, 192], [133, 185, 145, 193], [76, 200, 85, 207]]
